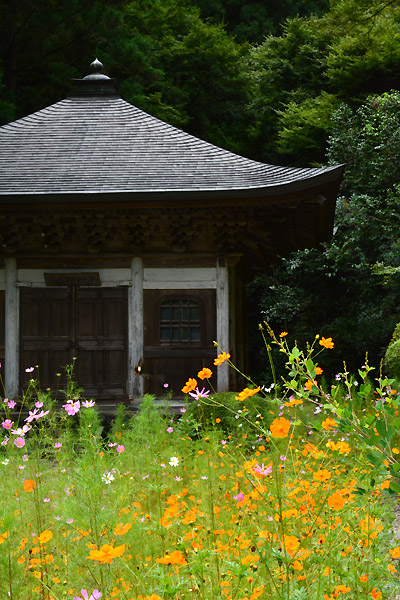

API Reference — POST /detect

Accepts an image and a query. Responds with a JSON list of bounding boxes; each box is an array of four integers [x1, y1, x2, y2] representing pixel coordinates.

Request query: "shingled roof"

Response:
[[0, 60, 343, 199]]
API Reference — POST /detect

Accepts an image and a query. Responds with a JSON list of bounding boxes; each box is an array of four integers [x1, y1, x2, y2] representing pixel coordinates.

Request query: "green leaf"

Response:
[[389, 479, 400, 494], [291, 347, 301, 359], [366, 452, 383, 467]]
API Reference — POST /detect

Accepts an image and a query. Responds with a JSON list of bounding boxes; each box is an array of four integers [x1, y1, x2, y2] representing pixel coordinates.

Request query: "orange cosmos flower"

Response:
[[23, 479, 37, 492], [315, 366, 323, 375], [322, 418, 338, 431], [334, 585, 351, 595], [360, 575, 368, 582], [270, 417, 291, 438], [305, 379, 317, 391], [319, 337, 334, 349], [181, 378, 197, 393], [198, 367, 213, 380], [279, 331, 288, 337], [284, 398, 303, 407], [114, 522, 132, 536], [0, 531, 10, 544], [235, 386, 261, 401], [282, 535, 300, 555], [313, 469, 331, 482], [328, 492, 346, 510], [86, 543, 125, 564], [156, 550, 187, 565], [370, 588, 382, 600], [34, 530, 53, 545], [214, 352, 231, 366], [390, 547, 400, 559], [291, 560, 303, 571]]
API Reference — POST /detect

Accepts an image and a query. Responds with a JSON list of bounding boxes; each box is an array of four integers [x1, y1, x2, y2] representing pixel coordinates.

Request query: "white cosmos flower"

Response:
[[169, 456, 179, 467]]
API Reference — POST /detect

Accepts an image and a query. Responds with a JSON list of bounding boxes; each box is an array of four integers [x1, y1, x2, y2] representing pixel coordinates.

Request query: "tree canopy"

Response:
[[2, 0, 400, 381]]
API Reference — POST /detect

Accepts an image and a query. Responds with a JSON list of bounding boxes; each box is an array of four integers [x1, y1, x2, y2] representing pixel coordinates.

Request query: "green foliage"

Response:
[[247, 0, 400, 163], [193, 0, 329, 43], [327, 92, 400, 196], [249, 90, 400, 381], [385, 339, 400, 379]]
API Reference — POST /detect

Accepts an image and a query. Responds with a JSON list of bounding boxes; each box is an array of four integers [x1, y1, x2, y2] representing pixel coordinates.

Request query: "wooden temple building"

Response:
[[0, 60, 344, 405]]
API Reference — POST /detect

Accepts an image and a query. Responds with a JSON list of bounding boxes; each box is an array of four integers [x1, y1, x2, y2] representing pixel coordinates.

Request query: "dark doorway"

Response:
[[143, 289, 216, 397], [20, 287, 128, 401]]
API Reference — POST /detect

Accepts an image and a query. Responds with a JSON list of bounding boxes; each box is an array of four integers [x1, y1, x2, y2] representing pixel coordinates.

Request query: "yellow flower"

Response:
[[181, 378, 197, 393], [319, 337, 334, 349], [198, 367, 213, 380], [86, 543, 125, 564], [270, 417, 291, 438]]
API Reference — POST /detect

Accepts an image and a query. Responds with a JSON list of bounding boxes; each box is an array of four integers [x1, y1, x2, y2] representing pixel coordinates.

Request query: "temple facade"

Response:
[[0, 60, 344, 405]]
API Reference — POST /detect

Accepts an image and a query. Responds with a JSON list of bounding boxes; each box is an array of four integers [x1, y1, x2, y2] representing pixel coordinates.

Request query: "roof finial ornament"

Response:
[[90, 58, 104, 73], [83, 59, 110, 81]]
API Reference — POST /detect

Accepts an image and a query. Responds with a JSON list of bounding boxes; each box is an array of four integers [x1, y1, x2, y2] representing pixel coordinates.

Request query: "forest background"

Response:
[[2, 0, 400, 383]]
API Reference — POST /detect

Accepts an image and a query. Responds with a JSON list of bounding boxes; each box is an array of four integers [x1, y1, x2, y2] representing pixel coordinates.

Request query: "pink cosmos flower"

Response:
[[116, 445, 125, 453], [82, 400, 96, 408], [25, 408, 49, 423], [54, 442, 62, 449], [189, 387, 210, 400], [7, 400, 16, 409], [62, 401, 80, 416], [35, 401, 43, 408], [253, 463, 273, 477], [2, 420, 12, 430], [14, 437, 25, 448], [25, 367, 35, 373], [73, 588, 102, 600], [11, 425, 31, 435], [167, 427, 173, 433], [234, 492, 244, 502], [1, 437, 9, 446]]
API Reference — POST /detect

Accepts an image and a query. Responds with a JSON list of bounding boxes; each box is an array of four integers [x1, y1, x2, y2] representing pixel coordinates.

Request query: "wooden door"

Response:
[[143, 289, 216, 397], [20, 287, 127, 401]]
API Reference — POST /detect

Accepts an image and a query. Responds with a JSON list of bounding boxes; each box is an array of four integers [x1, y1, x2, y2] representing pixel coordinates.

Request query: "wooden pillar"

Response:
[[128, 257, 144, 399], [5, 258, 19, 399], [216, 257, 229, 392]]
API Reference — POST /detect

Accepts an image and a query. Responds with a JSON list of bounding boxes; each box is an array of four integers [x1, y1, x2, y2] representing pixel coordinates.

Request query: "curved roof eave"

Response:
[[0, 164, 345, 204]]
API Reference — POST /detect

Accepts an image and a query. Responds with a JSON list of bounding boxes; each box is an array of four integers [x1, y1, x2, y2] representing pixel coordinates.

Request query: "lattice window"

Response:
[[160, 298, 201, 345]]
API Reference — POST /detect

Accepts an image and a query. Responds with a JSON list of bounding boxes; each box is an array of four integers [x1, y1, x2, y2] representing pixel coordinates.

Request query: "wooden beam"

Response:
[[216, 258, 230, 392], [128, 257, 144, 399], [5, 258, 19, 398]]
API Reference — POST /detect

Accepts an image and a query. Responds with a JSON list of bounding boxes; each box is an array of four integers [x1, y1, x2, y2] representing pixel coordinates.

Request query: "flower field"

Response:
[[1, 330, 400, 600]]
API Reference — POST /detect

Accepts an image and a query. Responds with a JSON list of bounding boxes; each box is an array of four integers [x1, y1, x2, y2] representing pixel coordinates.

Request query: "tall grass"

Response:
[[1, 331, 400, 600]]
